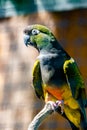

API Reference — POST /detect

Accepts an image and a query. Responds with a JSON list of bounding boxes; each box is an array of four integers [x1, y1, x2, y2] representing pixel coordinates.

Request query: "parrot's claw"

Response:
[[55, 100, 64, 114], [46, 100, 64, 114]]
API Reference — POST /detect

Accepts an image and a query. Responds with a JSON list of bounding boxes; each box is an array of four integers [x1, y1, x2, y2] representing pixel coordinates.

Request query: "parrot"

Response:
[[23, 24, 87, 130]]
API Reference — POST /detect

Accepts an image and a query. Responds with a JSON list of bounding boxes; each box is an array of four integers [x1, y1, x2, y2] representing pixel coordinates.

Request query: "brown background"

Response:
[[0, 9, 87, 130]]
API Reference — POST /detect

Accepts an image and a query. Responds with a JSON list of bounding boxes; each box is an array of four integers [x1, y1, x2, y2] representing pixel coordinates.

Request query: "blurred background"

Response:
[[0, 0, 87, 130]]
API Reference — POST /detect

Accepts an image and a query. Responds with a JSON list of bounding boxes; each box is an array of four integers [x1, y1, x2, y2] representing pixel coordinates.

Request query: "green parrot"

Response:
[[23, 24, 87, 130]]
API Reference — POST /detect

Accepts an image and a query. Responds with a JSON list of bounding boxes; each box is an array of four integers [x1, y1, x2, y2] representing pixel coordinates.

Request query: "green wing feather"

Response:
[[32, 60, 44, 99], [63, 58, 86, 106]]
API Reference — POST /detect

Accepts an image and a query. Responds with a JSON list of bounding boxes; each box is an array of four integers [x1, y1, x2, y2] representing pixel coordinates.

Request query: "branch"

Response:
[[28, 102, 55, 130]]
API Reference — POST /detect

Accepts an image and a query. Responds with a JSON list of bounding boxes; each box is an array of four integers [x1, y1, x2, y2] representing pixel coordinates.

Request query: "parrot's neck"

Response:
[[39, 39, 66, 55], [38, 39, 70, 60]]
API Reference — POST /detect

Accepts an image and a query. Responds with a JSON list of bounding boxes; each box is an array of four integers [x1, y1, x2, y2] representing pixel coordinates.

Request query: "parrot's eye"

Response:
[[32, 29, 40, 35]]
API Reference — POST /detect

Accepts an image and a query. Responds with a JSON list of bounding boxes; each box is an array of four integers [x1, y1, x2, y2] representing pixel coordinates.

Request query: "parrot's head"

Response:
[[23, 24, 56, 51]]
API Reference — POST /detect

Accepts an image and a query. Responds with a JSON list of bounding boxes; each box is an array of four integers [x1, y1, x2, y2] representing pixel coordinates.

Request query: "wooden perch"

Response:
[[28, 101, 56, 130]]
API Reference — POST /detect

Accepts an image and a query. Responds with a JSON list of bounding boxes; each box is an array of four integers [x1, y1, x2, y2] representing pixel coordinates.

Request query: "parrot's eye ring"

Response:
[[32, 29, 40, 35]]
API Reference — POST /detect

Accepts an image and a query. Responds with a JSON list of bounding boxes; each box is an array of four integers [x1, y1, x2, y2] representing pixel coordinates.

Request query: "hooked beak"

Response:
[[23, 34, 30, 47], [23, 33, 38, 50]]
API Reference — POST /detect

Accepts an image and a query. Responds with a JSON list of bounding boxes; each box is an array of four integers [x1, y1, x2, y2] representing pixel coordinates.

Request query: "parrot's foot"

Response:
[[46, 101, 58, 111], [46, 100, 64, 114]]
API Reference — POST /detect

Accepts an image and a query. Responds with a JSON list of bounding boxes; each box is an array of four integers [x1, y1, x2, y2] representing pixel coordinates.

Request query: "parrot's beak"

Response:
[[23, 34, 30, 47], [23, 33, 36, 48], [23, 33, 38, 50]]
